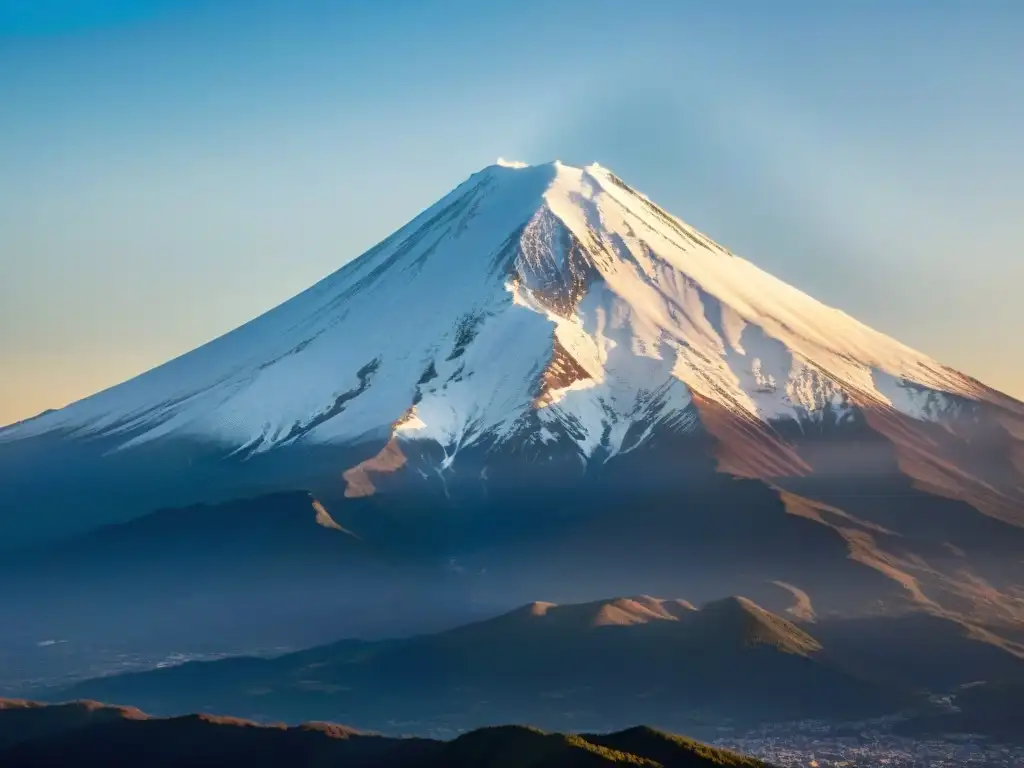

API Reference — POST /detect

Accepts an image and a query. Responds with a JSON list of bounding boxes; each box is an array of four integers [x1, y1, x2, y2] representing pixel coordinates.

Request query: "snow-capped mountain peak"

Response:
[[2, 161, 1020, 472]]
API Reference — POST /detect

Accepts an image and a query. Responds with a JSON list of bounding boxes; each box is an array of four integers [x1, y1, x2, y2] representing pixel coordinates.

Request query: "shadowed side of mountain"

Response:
[[5, 423, 1023, 667], [811, 613, 1024, 689], [0, 699, 772, 767], [0, 699, 147, 750], [0, 490, 471, 656], [62, 594, 903, 731], [0, 699, 412, 768]]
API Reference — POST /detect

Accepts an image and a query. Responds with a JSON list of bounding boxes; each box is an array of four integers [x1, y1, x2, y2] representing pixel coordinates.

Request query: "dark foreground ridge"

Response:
[[0, 699, 769, 767]]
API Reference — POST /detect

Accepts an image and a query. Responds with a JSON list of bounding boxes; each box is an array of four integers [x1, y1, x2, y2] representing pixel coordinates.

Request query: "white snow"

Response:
[[1, 160, 1014, 467]]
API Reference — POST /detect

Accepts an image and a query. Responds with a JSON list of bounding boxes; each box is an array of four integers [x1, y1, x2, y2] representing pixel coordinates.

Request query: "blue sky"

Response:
[[2, 0, 1022, 424]]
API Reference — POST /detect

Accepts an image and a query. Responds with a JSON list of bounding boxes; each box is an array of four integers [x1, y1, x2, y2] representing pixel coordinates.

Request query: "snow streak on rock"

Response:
[[3, 160, 1022, 509]]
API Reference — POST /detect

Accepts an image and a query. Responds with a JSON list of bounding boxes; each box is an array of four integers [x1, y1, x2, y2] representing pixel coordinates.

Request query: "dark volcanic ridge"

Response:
[[0, 698, 770, 767]]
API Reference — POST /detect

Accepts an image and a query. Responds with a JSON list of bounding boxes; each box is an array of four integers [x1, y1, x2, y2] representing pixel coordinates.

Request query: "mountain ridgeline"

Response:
[[0, 699, 771, 768], [1, 161, 1023, 730], [60, 595, 911, 732]]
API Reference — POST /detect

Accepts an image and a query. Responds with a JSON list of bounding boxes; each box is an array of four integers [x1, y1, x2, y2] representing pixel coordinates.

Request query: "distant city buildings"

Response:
[[711, 718, 1022, 768]]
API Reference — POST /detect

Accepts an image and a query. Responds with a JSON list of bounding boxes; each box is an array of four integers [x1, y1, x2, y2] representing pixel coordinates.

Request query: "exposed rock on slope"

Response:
[[1, 160, 1022, 637]]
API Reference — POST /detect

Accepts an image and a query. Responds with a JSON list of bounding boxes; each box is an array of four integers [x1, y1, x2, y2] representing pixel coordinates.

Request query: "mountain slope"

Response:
[[1, 160, 1023, 635], [0, 492, 441, 660], [0, 700, 770, 768], [61, 595, 901, 731], [3, 161, 1020, 467]]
